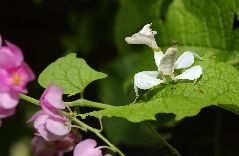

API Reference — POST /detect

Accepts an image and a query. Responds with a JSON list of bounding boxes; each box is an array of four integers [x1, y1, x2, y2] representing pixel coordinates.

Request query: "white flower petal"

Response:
[[175, 65, 202, 80], [125, 24, 158, 48], [174, 51, 194, 69], [154, 51, 163, 70], [134, 71, 164, 90]]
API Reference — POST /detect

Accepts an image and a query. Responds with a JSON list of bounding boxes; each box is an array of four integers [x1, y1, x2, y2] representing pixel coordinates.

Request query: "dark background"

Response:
[[0, 0, 239, 156]]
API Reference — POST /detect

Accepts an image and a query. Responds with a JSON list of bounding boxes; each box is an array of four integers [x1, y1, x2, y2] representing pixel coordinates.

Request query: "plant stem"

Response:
[[19, 93, 113, 110], [66, 99, 114, 109], [19, 93, 39, 106], [145, 122, 182, 156], [62, 111, 125, 156]]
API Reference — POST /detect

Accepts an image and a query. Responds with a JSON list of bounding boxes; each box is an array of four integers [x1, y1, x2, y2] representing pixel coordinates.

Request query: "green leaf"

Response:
[[156, 0, 239, 60], [83, 96, 210, 122], [82, 59, 239, 122], [38, 53, 107, 95]]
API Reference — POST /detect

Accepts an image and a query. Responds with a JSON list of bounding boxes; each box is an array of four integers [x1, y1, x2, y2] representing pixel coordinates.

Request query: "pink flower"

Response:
[[32, 132, 80, 156], [39, 84, 65, 118], [0, 63, 35, 93], [29, 85, 71, 141], [0, 39, 23, 70], [0, 35, 35, 121], [73, 139, 112, 156], [29, 110, 71, 141]]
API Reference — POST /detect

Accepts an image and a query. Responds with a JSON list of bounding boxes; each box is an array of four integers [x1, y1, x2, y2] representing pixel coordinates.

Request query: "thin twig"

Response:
[[145, 121, 182, 156]]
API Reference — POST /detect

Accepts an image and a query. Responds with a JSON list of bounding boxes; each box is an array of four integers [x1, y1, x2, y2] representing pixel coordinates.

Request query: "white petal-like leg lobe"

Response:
[[175, 65, 202, 80], [174, 51, 194, 69], [154, 51, 163, 70], [192, 52, 203, 60], [134, 71, 163, 90], [125, 24, 158, 48]]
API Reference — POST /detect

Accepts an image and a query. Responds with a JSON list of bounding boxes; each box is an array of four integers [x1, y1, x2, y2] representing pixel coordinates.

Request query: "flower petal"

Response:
[[0, 90, 19, 109], [40, 84, 65, 110], [42, 105, 64, 120], [0, 106, 16, 118], [19, 63, 36, 82], [0, 69, 10, 92], [37, 124, 62, 141], [154, 51, 163, 69], [5, 41, 24, 66], [134, 71, 164, 90], [33, 113, 49, 128], [46, 118, 71, 136], [73, 139, 102, 156], [0, 35, 2, 47], [174, 65, 202, 80], [28, 110, 46, 123], [9, 63, 36, 93], [0, 47, 19, 69], [174, 51, 194, 69]]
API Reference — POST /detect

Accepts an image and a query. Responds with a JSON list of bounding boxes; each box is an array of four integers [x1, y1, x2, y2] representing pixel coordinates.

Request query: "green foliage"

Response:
[[156, 0, 239, 61], [38, 54, 107, 95], [98, 0, 239, 146], [83, 58, 239, 122]]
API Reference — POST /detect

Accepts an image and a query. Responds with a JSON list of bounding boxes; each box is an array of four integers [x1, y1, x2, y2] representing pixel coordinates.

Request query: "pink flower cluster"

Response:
[[0, 35, 35, 122], [30, 85, 112, 156], [29, 85, 71, 141], [0, 35, 115, 156]]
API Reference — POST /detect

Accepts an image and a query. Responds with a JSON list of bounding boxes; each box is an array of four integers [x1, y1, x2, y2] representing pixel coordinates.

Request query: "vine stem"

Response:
[[62, 111, 125, 156], [145, 122, 182, 156], [19, 93, 113, 109], [66, 99, 114, 109], [19, 93, 125, 156], [19, 93, 39, 106]]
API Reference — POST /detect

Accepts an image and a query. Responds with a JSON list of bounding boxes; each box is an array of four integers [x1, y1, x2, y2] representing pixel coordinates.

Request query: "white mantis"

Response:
[[125, 24, 203, 100]]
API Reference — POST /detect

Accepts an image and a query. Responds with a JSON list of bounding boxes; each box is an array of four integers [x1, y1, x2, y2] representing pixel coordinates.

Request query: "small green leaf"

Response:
[[38, 53, 107, 95], [82, 59, 239, 122]]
